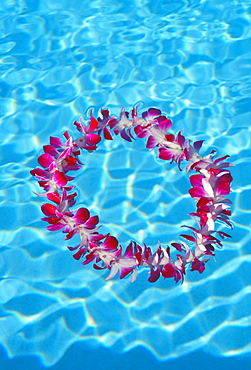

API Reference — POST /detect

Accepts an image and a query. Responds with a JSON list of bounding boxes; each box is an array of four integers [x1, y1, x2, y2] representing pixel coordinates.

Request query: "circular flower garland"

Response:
[[31, 106, 233, 284]]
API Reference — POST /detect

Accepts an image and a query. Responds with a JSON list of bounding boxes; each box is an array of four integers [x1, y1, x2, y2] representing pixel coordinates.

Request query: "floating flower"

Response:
[[31, 106, 234, 284]]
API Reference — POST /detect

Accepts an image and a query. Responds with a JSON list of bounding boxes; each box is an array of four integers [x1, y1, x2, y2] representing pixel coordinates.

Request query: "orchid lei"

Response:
[[31, 107, 233, 284]]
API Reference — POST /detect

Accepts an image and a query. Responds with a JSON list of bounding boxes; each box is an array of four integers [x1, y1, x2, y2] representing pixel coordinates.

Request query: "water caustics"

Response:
[[0, 0, 251, 367]]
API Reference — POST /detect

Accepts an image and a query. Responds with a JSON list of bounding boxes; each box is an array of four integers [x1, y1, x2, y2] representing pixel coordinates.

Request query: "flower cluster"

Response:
[[31, 106, 233, 284]]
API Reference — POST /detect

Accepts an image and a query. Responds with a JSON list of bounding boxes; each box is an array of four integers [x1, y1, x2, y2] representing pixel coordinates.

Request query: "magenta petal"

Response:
[[193, 140, 204, 151], [90, 233, 105, 242], [148, 268, 160, 283], [217, 231, 231, 238], [64, 132, 71, 141], [46, 192, 61, 204], [84, 215, 99, 228], [104, 127, 113, 140], [142, 108, 161, 119], [43, 145, 58, 156], [189, 186, 207, 198], [148, 108, 161, 117], [73, 121, 82, 132], [197, 197, 212, 207], [146, 135, 158, 149], [121, 128, 132, 142], [65, 174, 75, 181], [159, 148, 172, 160], [103, 235, 118, 250], [182, 225, 198, 233], [217, 217, 233, 228], [74, 208, 90, 223], [86, 133, 101, 145], [124, 242, 134, 258], [134, 125, 149, 138], [157, 116, 172, 132], [171, 243, 183, 252], [119, 267, 133, 279], [190, 174, 204, 187], [83, 145, 97, 151], [89, 116, 99, 131], [177, 131, 185, 146], [73, 248, 86, 260], [142, 110, 148, 119], [82, 254, 95, 265], [180, 234, 196, 242], [68, 198, 76, 208], [162, 263, 175, 278], [65, 229, 78, 240], [101, 109, 110, 119], [191, 258, 205, 273], [216, 182, 230, 196], [38, 153, 55, 168], [214, 155, 230, 164], [89, 242, 99, 250], [53, 171, 68, 186], [218, 173, 233, 183], [47, 224, 65, 231], [114, 246, 122, 258], [30, 168, 49, 177], [68, 245, 79, 251], [93, 264, 107, 270], [41, 203, 57, 216], [174, 270, 183, 283], [108, 118, 119, 129], [50, 136, 63, 147], [59, 147, 71, 159]]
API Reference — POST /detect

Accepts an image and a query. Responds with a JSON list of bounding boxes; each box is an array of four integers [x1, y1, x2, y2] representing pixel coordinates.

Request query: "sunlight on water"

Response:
[[0, 0, 251, 367]]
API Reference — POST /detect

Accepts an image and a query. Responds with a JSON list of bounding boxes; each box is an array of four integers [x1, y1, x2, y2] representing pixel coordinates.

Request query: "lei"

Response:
[[31, 106, 233, 284]]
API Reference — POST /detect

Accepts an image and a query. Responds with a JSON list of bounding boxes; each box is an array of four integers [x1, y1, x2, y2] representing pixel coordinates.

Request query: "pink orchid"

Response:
[[105, 242, 139, 281], [74, 116, 102, 151]]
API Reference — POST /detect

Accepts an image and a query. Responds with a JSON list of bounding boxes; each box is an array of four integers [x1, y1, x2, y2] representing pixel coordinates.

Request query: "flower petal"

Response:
[[47, 224, 65, 231], [216, 181, 230, 196], [84, 215, 99, 228], [53, 171, 69, 186], [148, 268, 160, 283], [146, 135, 158, 149], [104, 127, 113, 140], [86, 133, 101, 145], [134, 125, 150, 138], [157, 116, 172, 132], [193, 140, 204, 151], [190, 174, 204, 187], [50, 136, 63, 147], [189, 186, 207, 199], [162, 263, 176, 278], [121, 128, 132, 142], [38, 153, 55, 168], [119, 266, 133, 279], [159, 148, 173, 160], [41, 203, 57, 216], [190, 258, 206, 273], [89, 116, 99, 131], [73, 248, 86, 260], [103, 235, 119, 250], [74, 208, 90, 223], [46, 192, 61, 204]]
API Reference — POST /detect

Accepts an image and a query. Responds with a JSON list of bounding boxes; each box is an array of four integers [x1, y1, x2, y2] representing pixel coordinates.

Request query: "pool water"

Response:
[[0, 0, 251, 369]]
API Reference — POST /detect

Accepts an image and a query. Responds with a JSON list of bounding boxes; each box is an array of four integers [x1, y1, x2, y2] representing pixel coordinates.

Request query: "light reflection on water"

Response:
[[0, 0, 251, 367]]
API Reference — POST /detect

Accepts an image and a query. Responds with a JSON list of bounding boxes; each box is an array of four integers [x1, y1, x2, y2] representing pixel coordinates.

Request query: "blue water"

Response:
[[0, 0, 251, 369]]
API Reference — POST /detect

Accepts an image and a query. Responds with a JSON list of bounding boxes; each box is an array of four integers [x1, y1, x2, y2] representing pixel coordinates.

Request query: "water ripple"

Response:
[[0, 0, 251, 367]]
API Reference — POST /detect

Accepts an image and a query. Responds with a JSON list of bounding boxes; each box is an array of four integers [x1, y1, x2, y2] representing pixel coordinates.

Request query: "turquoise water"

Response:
[[0, 0, 251, 369]]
